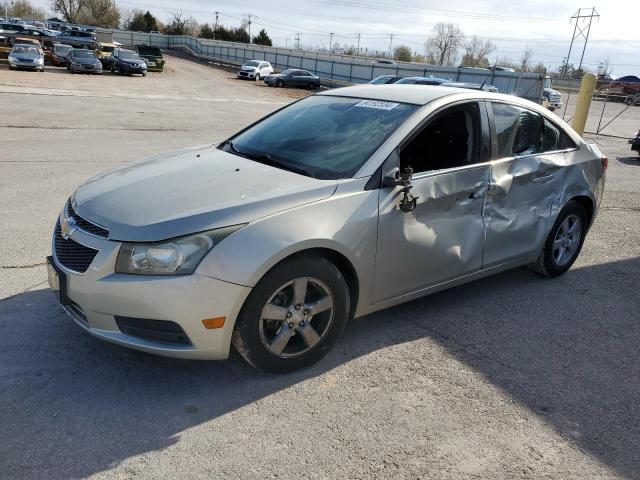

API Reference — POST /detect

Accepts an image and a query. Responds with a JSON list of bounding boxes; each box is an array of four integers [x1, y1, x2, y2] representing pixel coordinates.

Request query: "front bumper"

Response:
[[49, 207, 251, 360], [119, 63, 146, 74], [237, 70, 256, 79], [9, 60, 43, 69]]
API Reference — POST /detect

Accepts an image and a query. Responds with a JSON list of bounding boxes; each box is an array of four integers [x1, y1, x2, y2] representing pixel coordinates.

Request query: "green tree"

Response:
[[125, 10, 159, 32], [252, 28, 272, 46], [393, 45, 412, 62], [199, 23, 214, 39]]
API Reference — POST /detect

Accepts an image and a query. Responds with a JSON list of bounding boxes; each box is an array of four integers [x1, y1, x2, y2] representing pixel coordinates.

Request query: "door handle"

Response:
[[532, 174, 555, 183]]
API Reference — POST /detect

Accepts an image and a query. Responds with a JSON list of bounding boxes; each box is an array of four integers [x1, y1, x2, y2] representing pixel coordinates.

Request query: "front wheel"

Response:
[[255, 73, 260, 81], [232, 256, 350, 373], [276, 79, 284, 88], [529, 201, 588, 277]]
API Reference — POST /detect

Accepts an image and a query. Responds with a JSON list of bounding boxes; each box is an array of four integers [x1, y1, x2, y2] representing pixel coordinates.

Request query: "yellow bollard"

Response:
[[571, 73, 597, 136]]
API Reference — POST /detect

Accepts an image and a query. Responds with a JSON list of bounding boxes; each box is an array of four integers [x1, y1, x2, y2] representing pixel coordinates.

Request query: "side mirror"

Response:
[[382, 167, 401, 187]]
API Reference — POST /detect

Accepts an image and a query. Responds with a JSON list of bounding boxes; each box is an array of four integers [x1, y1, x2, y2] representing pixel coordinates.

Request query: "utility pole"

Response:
[[213, 11, 219, 40], [329, 32, 334, 52], [356, 33, 361, 55], [388, 33, 394, 57], [245, 13, 255, 43], [561, 7, 599, 118], [295, 33, 301, 50]]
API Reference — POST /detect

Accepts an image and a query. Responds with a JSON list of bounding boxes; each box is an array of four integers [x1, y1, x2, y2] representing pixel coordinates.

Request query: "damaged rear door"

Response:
[[483, 102, 567, 267]]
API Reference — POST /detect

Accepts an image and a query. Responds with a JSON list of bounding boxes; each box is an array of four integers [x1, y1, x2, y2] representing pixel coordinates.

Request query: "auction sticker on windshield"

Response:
[[354, 100, 399, 110]]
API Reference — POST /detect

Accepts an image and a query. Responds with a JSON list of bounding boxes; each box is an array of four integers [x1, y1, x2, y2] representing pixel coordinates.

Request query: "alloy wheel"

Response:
[[258, 277, 334, 358], [552, 214, 583, 266]]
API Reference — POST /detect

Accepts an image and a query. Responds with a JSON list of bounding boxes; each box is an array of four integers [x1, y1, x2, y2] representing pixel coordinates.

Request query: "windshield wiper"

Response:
[[222, 141, 315, 178]]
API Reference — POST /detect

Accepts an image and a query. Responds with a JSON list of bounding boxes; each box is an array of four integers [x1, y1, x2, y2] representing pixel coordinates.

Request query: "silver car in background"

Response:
[[47, 85, 606, 373], [8, 43, 44, 71]]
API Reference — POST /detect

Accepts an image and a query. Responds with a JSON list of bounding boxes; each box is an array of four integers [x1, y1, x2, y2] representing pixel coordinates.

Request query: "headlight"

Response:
[[115, 225, 245, 275], [36, 58, 44, 64], [8, 55, 15, 62]]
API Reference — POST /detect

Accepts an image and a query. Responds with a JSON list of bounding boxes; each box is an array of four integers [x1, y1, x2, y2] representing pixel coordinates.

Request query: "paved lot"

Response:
[[1, 52, 639, 479]]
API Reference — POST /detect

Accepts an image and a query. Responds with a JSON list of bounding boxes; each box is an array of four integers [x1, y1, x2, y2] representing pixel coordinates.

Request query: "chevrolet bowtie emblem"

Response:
[[60, 216, 77, 240]]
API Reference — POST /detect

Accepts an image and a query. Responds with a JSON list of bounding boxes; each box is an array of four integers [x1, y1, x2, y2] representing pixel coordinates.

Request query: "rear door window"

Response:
[[491, 103, 543, 158]]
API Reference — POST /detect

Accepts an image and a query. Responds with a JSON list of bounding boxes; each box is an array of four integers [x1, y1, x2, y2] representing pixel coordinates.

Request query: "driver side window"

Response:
[[400, 102, 481, 174]]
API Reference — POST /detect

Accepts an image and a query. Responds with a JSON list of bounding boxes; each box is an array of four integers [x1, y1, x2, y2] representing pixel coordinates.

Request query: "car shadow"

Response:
[[617, 155, 640, 166], [1, 258, 639, 478]]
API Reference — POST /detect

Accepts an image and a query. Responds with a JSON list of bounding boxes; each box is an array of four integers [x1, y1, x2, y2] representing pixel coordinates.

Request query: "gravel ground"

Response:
[[1, 51, 639, 480]]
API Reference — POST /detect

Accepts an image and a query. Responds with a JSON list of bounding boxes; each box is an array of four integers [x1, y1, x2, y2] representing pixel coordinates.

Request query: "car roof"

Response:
[[318, 84, 527, 107]]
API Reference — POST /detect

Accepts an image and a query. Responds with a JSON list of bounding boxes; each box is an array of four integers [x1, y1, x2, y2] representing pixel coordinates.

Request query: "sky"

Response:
[[31, 0, 640, 76]]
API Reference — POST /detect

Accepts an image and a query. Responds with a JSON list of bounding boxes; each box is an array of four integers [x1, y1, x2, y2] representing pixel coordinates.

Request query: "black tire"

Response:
[[232, 255, 350, 373], [276, 79, 284, 88], [529, 200, 588, 277]]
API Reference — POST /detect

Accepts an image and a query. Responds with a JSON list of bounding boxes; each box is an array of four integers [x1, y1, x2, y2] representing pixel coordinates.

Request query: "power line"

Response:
[[309, 0, 551, 22]]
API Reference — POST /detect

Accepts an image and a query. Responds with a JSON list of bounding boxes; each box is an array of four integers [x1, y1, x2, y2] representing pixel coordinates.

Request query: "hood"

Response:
[[73, 145, 338, 242], [73, 57, 100, 65], [241, 66, 258, 71], [544, 87, 560, 95]]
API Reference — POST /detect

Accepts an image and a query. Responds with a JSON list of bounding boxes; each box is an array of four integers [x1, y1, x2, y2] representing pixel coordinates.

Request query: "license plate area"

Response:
[[47, 256, 71, 305]]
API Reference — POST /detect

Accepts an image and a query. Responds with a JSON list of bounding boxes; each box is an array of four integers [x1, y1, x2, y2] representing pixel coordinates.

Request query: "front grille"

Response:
[[67, 202, 109, 238], [54, 221, 99, 273], [115, 316, 192, 345]]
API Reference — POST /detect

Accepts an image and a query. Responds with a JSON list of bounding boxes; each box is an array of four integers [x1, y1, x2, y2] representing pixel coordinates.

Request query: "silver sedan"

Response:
[[47, 85, 606, 372]]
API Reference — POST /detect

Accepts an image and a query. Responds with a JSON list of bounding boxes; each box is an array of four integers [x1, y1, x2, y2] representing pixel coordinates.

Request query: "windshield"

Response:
[[370, 76, 392, 84], [72, 49, 95, 58], [120, 51, 140, 60], [54, 44, 72, 54], [226, 95, 418, 179], [244, 61, 260, 67], [13, 45, 38, 54], [101, 45, 115, 52]]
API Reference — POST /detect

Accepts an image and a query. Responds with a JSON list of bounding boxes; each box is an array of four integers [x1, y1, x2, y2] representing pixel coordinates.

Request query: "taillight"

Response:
[[601, 155, 608, 170]]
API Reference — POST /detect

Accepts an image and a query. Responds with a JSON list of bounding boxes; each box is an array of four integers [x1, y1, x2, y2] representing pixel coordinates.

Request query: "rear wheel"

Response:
[[530, 201, 588, 277], [276, 79, 284, 87], [232, 256, 350, 373]]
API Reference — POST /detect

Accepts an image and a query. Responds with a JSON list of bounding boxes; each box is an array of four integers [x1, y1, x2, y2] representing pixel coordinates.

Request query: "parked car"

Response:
[[608, 75, 640, 95], [47, 85, 606, 373], [66, 48, 102, 74], [7, 42, 44, 71], [395, 76, 449, 85], [375, 59, 396, 65], [51, 43, 73, 66], [629, 130, 640, 154], [6, 27, 57, 48], [264, 69, 320, 89], [135, 45, 164, 71], [443, 81, 499, 92], [542, 76, 563, 111], [94, 41, 116, 67], [108, 48, 147, 76], [369, 75, 403, 84], [55, 29, 96, 48], [236, 60, 273, 80]]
